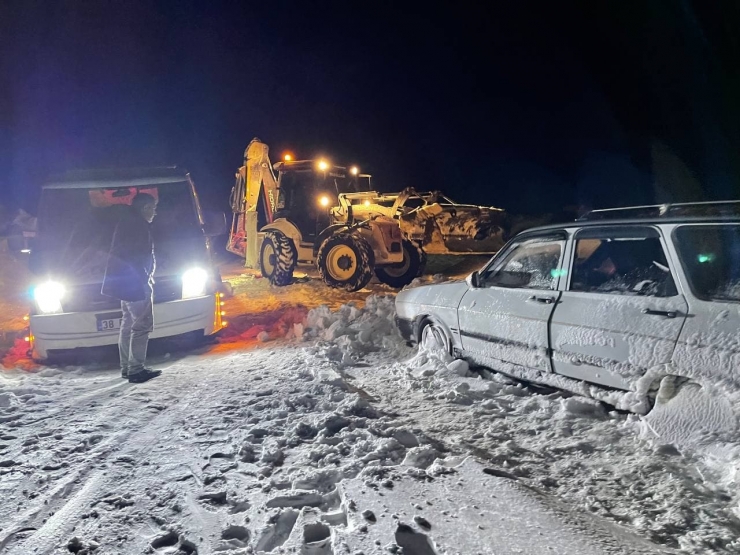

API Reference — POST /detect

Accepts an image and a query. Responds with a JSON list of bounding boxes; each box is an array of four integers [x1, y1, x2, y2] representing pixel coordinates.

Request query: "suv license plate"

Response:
[[96, 312, 122, 332]]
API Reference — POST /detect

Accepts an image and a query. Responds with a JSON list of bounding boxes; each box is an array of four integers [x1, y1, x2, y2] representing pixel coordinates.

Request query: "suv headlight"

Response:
[[182, 268, 209, 299], [34, 281, 65, 314]]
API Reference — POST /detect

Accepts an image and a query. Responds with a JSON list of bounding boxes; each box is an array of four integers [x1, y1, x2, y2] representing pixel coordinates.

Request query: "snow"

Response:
[[1, 262, 740, 553]]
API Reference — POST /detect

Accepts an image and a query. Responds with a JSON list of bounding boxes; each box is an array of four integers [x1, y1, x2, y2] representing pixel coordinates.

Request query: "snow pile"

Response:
[[303, 295, 412, 365], [315, 317, 740, 554], [3, 294, 740, 553]]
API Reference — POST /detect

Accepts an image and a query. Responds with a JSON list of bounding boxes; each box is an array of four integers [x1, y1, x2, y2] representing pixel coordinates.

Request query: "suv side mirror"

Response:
[[466, 270, 480, 288], [7, 231, 34, 254], [203, 211, 228, 237]]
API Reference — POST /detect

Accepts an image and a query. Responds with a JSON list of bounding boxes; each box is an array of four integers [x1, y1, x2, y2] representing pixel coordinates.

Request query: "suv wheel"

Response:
[[317, 231, 374, 291], [260, 231, 297, 286]]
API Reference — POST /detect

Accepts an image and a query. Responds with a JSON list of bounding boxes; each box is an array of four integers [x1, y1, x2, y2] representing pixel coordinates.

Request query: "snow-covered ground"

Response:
[[1, 259, 740, 554]]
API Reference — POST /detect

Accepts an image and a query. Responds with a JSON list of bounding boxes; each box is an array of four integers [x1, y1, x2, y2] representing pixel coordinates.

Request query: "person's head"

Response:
[[132, 193, 157, 223]]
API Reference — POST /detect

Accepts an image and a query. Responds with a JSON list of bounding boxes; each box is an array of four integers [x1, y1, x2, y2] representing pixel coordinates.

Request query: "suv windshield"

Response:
[[30, 181, 202, 278], [675, 224, 740, 302]]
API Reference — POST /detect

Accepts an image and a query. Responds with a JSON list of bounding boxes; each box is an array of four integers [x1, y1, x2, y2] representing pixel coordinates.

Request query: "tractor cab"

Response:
[[272, 159, 369, 242]]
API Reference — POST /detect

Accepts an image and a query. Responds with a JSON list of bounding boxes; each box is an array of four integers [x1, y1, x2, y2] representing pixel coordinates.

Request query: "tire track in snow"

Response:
[[0, 376, 159, 531], [1, 368, 199, 554]]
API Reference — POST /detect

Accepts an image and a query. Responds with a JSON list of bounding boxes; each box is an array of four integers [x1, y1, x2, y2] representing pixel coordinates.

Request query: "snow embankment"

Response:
[[1, 295, 739, 553], [297, 295, 740, 553]]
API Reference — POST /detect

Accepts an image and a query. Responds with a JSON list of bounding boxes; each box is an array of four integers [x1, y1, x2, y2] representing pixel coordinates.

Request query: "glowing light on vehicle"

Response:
[[319, 195, 331, 207], [698, 253, 715, 263], [317, 160, 329, 171], [364, 200, 371, 206], [182, 267, 209, 299], [350, 166, 359, 176], [284, 153, 293, 161], [33, 281, 66, 314]]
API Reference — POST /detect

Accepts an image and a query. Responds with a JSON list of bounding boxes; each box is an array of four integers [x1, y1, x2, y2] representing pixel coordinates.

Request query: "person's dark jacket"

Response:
[[101, 209, 155, 302]]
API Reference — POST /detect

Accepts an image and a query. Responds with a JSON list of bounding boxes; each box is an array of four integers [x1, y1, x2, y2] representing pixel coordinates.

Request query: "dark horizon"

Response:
[[2, 1, 740, 217]]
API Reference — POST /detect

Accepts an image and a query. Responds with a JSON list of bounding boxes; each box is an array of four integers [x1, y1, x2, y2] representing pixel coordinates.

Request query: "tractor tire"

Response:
[[374, 240, 426, 288], [317, 231, 375, 291], [260, 231, 297, 286]]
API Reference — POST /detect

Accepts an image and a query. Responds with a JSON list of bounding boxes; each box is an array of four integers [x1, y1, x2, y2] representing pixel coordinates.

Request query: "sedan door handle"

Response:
[[641, 308, 677, 318], [528, 295, 555, 305]]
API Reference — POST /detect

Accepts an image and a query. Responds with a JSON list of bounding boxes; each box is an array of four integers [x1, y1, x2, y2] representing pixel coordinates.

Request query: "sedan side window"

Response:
[[570, 232, 677, 297], [481, 237, 564, 290]]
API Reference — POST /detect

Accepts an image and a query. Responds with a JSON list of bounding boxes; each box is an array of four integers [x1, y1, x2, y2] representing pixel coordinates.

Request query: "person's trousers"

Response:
[[119, 294, 154, 375]]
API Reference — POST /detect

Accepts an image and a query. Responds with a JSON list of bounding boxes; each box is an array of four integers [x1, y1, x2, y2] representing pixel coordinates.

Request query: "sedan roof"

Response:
[[523, 216, 740, 236]]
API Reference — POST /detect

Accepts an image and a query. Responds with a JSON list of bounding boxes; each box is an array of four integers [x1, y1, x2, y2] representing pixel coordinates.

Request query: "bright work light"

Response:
[[317, 160, 329, 171], [34, 281, 65, 314], [350, 166, 359, 176], [182, 267, 209, 299], [319, 195, 331, 207]]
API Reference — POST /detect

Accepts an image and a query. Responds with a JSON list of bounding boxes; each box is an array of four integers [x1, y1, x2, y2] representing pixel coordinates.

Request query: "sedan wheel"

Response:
[[643, 376, 736, 446], [420, 321, 448, 354]]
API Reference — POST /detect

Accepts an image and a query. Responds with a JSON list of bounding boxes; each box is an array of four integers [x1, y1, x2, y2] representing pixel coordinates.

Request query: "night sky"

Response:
[[2, 1, 740, 217]]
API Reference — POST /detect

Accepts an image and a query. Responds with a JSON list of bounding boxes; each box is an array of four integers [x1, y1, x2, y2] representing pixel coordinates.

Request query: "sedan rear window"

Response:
[[674, 225, 740, 302]]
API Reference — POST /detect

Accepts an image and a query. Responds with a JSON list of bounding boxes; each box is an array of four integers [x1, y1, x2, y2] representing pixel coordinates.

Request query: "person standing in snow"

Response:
[[102, 192, 162, 383]]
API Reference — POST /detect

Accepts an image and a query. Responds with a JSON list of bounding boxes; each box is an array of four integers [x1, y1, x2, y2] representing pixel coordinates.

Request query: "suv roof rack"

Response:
[[578, 200, 740, 221]]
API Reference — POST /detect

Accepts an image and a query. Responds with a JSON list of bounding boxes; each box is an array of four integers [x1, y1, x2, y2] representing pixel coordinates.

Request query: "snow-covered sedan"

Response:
[[395, 202, 740, 441]]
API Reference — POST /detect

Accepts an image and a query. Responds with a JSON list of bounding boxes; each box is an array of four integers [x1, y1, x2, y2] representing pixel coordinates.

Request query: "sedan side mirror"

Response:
[[466, 270, 480, 288]]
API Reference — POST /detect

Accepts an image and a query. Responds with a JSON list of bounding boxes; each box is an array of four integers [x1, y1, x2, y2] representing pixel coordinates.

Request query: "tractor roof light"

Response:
[[317, 160, 329, 172], [350, 166, 359, 176], [284, 153, 293, 161], [319, 195, 331, 207]]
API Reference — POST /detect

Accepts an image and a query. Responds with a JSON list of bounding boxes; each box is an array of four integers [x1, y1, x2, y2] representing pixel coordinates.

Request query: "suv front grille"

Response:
[[60, 276, 183, 313]]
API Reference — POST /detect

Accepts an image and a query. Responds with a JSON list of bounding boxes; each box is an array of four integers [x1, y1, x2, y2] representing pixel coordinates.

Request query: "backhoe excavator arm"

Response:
[[226, 138, 279, 266]]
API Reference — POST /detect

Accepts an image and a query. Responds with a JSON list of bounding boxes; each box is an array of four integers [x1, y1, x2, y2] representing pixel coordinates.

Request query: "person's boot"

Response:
[[128, 368, 162, 383], [121, 367, 129, 379]]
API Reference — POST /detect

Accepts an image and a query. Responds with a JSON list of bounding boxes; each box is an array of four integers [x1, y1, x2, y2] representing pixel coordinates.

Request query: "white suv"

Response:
[[395, 202, 740, 440], [27, 168, 227, 360]]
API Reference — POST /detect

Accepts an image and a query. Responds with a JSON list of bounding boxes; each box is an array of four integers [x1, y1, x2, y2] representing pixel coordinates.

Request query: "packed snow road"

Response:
[[1, 261, 739, 554]]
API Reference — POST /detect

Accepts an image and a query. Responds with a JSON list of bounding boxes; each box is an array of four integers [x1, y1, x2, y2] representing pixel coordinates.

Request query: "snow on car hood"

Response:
[[395, 279, 469, 309]]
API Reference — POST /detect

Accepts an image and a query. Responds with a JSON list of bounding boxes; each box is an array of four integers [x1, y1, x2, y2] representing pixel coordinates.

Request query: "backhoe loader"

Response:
[[227, 138, 422, 291], [227, 138, 509, 291]]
